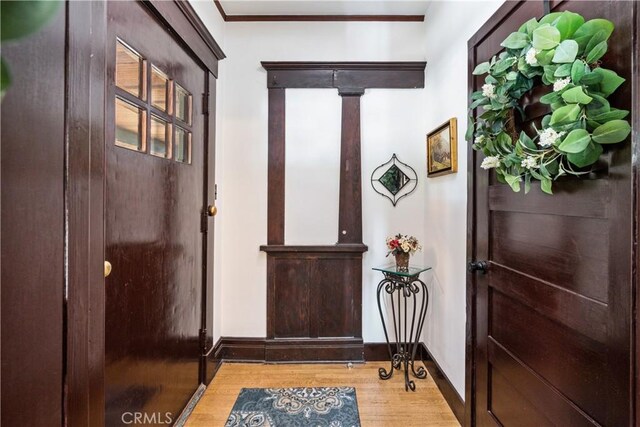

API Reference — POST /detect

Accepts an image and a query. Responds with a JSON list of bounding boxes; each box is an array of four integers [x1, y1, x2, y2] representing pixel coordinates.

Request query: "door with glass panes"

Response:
[[104, 2, 207, 424]]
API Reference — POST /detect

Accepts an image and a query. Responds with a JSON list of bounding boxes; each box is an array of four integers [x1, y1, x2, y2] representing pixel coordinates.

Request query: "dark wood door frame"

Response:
[[64, 1, 224, 425], [465, 1, 640, 426], [259, 62, 426, 361]]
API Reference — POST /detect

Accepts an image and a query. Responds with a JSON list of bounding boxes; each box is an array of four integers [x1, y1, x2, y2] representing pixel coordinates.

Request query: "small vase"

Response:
[[395, 252, 410, 271]]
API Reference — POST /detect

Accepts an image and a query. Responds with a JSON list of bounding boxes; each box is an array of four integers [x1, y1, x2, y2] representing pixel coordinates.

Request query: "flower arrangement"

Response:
[[467, 11, 631, 195], [386, 234, 421, 256]]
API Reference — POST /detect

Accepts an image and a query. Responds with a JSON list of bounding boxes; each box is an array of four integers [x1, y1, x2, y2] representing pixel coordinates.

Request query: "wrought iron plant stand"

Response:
[[374, 266, 431, 391]]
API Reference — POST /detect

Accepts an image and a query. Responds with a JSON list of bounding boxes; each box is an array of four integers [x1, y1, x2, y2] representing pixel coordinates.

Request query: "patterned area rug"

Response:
[[224, 387, 361, 427]]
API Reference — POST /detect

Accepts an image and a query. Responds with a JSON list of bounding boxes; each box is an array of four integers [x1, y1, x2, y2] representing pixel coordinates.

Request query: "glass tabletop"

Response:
[[372, 265, 432, 277]]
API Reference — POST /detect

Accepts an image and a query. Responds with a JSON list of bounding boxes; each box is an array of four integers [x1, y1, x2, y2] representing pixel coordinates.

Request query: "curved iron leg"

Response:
[[410, 280, 429, 379], [377, 279, 395, 380]]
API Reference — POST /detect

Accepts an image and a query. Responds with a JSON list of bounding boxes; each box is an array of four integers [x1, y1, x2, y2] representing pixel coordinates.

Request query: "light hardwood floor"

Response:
[[185, 362, 460, 426]]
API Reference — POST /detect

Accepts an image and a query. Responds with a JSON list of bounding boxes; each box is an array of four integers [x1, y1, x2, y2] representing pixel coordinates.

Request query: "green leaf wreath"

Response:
[[466, 11, 631, 194]]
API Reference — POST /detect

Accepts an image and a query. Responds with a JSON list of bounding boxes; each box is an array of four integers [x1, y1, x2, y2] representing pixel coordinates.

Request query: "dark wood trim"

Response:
[[211, 2, 424, 23], [267, 88, 286, 245], [213, 0, 228, 20], [65, 2, 107, 426], [464, 34, 478, 427], [201, 72, 218, 386], [363, 342, 425, 361], [262, 61, 427, 71], [227, 14, 425, 22], [261, 61, 426, 90], [421, 345, 465, 425], [214, 337, 267, 361], [143, 1, 225, 77], [260, 244, 368, 253], [174, 0, 226, 60], [338, 93, 363, 244], [266, 338, 364, 362]]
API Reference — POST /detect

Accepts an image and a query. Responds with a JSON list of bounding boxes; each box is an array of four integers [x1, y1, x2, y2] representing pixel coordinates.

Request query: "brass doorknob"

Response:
[[104, 261, 112, 278], [207, 205, 217, 217]]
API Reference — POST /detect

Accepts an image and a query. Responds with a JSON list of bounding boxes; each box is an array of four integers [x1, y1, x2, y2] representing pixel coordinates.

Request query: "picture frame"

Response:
[[426, 118, 457, 177]]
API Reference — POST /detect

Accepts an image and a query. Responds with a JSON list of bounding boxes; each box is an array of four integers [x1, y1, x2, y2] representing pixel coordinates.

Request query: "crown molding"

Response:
[[213, 1, 424, 22]]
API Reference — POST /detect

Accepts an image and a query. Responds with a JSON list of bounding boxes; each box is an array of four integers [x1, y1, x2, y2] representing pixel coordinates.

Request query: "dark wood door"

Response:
[[105, 2, 209, 424], [0, 6, 66, 426], [467, 1, 636, 426]]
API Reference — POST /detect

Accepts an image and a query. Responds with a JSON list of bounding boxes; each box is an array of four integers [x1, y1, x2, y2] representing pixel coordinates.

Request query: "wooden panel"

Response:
[[268, 69, 334, 89], [489, 264, 607, 343], [488, 180, 608, 219], [272, 258, 310, 338], [489, 367, 555, 427], [313, 258, 360, 337], [490, 291, 606, 423], [491, 211, 609, 302], [335, 69, 424, 89], [488, 339, 598, 427], [0, 6, 66, 426], [265, 248, 364, 360]]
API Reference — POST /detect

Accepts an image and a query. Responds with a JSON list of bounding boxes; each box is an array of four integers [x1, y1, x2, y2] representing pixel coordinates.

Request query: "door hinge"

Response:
[[202, 92, 209, 115], [201, 210, 208, 233], [199, 328, 207, 353]]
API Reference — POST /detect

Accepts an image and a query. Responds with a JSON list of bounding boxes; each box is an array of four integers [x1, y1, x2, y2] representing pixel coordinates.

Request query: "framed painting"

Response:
[[426, 118, 457, 177]]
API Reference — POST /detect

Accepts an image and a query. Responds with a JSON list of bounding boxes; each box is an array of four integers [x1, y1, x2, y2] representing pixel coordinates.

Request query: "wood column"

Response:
[[267, 88, 286, 244], [338, 88, 365, 244]]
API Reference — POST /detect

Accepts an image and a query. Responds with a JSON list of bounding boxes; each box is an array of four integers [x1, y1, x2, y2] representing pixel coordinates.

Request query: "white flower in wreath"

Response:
[[538, 128, 565, 148], [525, 47, 539, 66], [480, 156, 501, 170], [482, 83, 496, 99], [553, 77, 571, 92], [474, 134, 486, 145], [521, 156, 538, 170]]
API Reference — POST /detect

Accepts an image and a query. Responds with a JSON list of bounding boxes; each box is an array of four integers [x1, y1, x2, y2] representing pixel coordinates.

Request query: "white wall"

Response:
[[218, 21, 428, 339], [285, 90, 341, 245], [421, 0, 505, 399]]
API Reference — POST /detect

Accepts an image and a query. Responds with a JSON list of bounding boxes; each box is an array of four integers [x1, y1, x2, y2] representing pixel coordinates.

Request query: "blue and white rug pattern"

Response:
[[224, 387, 361, 427]]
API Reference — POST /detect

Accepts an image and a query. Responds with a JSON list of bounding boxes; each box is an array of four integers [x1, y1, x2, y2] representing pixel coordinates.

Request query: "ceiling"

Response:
[[218, 0, 431, 17]]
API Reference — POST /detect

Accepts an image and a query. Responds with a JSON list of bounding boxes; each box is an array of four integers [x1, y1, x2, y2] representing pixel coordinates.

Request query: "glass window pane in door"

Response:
[[115, 97, 146, 151], [150, 115, 171, 158]]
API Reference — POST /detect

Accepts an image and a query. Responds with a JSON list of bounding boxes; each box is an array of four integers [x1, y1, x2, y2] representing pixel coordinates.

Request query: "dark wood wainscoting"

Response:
[[260, 245, 367, 361]]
